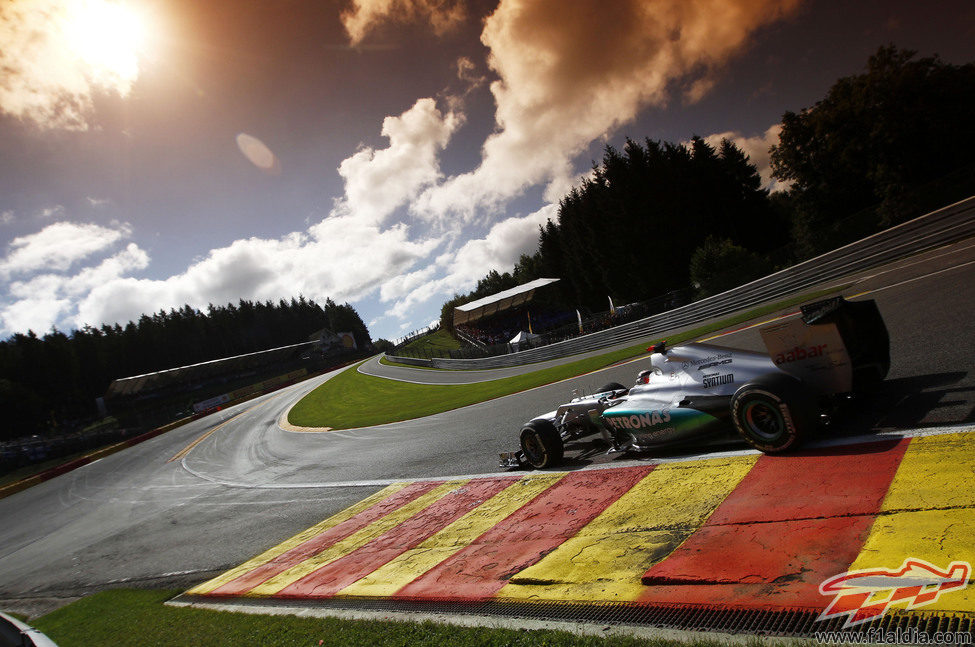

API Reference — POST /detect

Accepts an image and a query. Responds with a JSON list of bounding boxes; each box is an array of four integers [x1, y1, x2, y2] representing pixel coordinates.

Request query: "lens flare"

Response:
[[236, 133, 282, 175]]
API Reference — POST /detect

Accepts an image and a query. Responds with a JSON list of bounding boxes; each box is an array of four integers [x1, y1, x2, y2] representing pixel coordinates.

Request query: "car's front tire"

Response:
[[519, 420, 564, 469], [731, 374, 815, 453], [597, 382, 626, 393]]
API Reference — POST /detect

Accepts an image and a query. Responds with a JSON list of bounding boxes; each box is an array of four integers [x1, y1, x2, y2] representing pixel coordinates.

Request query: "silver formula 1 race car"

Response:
[[500, 297, 890, 469]]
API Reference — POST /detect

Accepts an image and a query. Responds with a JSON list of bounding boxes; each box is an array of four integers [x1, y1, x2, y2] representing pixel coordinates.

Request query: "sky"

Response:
[[0, 0, 973, 344]]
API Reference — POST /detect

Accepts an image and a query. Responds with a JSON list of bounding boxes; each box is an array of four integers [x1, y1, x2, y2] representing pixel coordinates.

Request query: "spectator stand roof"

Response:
[[453, 278, 560, 327], [106, 340, 317, 398]]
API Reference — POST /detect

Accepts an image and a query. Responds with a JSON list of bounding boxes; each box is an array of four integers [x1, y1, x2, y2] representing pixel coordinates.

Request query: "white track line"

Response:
[[181, 422, 974, 490]]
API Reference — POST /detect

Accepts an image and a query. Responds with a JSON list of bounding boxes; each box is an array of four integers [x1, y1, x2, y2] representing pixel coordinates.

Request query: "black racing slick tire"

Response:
[[731, 374, 816, 454], [519, 420, 564, 469], [597, 382, 626, 393]]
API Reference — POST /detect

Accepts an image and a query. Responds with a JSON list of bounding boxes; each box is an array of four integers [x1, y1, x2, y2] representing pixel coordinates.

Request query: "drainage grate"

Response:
[[182, 595, 975, 639]]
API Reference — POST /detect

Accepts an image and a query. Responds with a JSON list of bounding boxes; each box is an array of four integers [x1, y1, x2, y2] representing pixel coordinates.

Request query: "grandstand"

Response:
[[104, 328, 365, 426], [453, 278, 574, 346]]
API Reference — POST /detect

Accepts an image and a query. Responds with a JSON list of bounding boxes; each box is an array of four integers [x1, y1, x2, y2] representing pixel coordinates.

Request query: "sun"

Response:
[[60, 0, 150, 91]]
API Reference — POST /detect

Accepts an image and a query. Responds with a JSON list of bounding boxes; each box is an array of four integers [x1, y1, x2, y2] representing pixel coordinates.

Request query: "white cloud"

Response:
[[455, 56, 485, 91], [0, 221, 132, 277], [444, 204, 555, 283], [704, 124, 789, 191], [703, 123, 790, 192], [66, 243, 150, 295], [38, 205, 66, 219], [0, 296, 71, 335], [0, 0, 145, 130], [0, 99, 460, 337], [409, 0, 800, 223], [385, 204, 556, 318], [379, 265, 437, 303], [70, 217, 443, 332], [337, 98, 462, 225], [0, 211, 13, 226], [341, 0, 466, 46], [7, 243, 148, 299], [1, 242, 149, 333], [0, 176, 552, 337]]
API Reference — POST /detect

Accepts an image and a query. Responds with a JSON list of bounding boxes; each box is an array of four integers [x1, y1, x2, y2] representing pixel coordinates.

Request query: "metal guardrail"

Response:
[[387, 195, 975, 370], [453, 327, 487, 351], [0, 611, 59, 647], [392, 323, 440, 348]]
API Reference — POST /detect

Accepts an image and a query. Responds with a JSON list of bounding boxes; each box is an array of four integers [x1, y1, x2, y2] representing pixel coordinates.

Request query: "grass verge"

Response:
[[31, 589, 722, 647], [288, 286, 846, 430], [398, 328, 462, 355]]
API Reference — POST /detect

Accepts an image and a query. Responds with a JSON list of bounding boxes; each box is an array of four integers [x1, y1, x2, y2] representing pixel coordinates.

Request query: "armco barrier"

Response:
[[387, 195, 975, 370], [384, 355, 437, 368], [0, 357, 372, 500], [0, 417, 194, 501], [0, 611, 58, 647]]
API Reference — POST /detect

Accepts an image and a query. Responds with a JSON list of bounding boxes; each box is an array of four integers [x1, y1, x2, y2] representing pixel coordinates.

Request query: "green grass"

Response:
[[288, 286, 847, 430], [31, 589, 726, 647], [398, 328, 462, 355]]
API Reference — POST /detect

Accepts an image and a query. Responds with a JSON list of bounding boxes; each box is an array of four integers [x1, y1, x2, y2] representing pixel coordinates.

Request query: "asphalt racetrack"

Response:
[[1, 239, 973, 616]]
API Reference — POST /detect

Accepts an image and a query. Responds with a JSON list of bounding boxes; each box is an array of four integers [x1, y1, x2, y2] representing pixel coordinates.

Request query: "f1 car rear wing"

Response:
[[760, 296, 890, 395]]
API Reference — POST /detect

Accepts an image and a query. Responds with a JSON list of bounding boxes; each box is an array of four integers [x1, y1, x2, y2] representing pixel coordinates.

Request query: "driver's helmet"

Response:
[[636, 369, 652, 384], [649, 353, 668, 375]]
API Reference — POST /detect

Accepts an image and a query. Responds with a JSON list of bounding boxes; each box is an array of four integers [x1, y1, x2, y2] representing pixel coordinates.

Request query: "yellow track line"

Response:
[[695, 311, 799, 343], [168, 396, 277, 463]]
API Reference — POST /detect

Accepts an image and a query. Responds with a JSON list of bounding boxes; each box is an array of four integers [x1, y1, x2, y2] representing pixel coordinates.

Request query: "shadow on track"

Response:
[[840, 371, 973, 431]]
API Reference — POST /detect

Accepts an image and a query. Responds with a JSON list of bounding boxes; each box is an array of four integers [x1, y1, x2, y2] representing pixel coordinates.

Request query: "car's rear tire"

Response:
[[519, 420, 564, 469], [731, 374, 815, 453], [597, 382, 626, 393]]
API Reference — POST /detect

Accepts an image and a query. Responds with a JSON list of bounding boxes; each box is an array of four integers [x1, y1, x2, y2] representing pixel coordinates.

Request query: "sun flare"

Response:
[[0, 0, 159, 129], [60, 0, 150, 89]]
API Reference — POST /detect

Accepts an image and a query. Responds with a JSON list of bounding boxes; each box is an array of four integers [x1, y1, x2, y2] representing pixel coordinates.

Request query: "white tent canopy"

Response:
[[453, 278, 560, 327], [509, 331, 541, 344]]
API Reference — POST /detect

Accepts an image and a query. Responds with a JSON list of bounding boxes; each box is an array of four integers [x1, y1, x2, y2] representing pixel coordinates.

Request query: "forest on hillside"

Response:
[[440, 46, 975, 330], [0, 297, 370, 440]]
